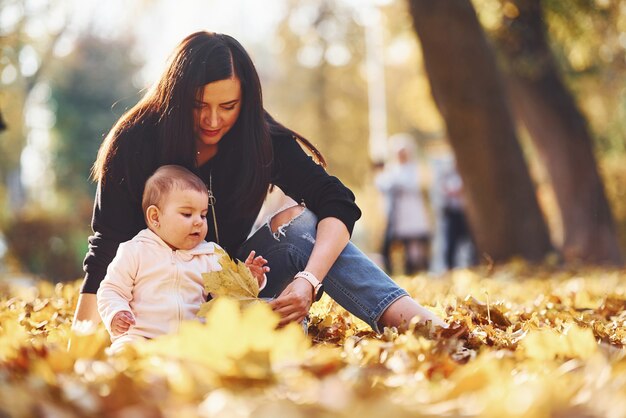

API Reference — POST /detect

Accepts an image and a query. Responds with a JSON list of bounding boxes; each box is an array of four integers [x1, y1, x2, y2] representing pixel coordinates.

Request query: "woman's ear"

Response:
[[146, 205, 160, 228]]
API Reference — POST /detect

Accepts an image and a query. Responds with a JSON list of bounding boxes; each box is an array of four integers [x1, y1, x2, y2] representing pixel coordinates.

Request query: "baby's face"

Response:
[[156, 188, 208, 250]]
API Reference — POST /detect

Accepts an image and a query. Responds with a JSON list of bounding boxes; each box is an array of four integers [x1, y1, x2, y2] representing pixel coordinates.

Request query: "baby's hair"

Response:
[[142, 165, 208, 216]]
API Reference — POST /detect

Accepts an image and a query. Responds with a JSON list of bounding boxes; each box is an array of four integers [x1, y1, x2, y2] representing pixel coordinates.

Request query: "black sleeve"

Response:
[[81, 134, 152, 294], [271, 134, 362, 235]]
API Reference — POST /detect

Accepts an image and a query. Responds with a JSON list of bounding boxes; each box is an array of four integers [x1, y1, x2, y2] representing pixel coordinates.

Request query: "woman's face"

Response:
[[193, 77, 242, 155]]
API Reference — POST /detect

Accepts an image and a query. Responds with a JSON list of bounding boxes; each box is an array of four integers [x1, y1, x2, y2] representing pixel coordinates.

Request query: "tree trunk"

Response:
[[408, 0, 553, 262], [0, 110, 6, 132], [495, 0, 623, 265]]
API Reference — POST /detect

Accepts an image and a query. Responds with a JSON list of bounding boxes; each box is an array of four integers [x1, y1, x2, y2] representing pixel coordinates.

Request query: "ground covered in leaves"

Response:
[[1, 263, 626, 418]]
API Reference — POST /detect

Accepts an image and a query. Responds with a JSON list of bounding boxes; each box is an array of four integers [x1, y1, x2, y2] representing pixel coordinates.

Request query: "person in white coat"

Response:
[[97, 165, 268, 352], [375, 134, 432, 275]]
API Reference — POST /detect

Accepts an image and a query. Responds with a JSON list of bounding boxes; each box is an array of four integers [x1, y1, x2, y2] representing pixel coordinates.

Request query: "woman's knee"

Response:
[[269, 205, 305, 234]]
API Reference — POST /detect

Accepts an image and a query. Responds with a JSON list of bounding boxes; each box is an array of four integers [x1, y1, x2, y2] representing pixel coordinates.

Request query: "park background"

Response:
[[2, 1, 626, 417], [2, 0, 626, 282]]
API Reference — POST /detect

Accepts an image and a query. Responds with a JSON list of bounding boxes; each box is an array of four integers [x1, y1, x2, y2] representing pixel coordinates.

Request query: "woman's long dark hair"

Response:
[[93, 31, 324, 212]]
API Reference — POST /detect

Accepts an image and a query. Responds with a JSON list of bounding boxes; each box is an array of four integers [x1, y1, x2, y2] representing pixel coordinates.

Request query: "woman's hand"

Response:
[[269, 277, 313, 326], [268, 217, 349, 327], [111, 310, 136, 335], [244, 250, 270, 287]]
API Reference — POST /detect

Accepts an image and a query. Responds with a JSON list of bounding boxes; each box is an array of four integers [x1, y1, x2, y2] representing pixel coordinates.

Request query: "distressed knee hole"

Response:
[[269, 205, 305, 234]]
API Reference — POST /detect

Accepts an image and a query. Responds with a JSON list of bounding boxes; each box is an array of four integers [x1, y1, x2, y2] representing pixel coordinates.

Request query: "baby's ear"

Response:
[[146, 205, 160, 228]]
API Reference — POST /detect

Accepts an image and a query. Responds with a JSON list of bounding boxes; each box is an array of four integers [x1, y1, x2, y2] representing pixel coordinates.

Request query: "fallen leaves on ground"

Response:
[[1, 263, 626, 417]]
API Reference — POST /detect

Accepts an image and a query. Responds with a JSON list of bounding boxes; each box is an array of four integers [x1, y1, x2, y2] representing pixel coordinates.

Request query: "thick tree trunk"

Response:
[[496, 0, 623, 265], [408, 0, 552, 262]]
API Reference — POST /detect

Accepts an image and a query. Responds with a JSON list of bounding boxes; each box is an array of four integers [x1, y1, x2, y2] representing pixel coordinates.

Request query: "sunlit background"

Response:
[[1, 0, 625, 282]]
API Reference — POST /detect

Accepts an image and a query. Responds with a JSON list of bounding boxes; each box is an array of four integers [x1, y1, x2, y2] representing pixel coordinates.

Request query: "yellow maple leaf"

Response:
[[198, 254, 261, 316], [202, 255, 259, 299]]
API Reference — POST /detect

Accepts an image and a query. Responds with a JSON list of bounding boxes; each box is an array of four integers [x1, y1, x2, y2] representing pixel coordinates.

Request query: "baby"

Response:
[[97, 165, 268, 352]]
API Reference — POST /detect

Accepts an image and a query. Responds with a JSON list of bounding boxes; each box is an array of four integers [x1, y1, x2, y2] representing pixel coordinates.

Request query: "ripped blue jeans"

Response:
[[236, 206, 408, 333]]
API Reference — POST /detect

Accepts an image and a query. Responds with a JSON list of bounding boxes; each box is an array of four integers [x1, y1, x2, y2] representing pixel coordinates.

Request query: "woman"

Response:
[[75, 31, 445, 332], [375, 134, 431, 274]]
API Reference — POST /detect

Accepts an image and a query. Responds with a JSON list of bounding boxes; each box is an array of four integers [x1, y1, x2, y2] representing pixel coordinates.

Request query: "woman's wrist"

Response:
[[293, 276, 315, 302], [294, 271, 323, 302]]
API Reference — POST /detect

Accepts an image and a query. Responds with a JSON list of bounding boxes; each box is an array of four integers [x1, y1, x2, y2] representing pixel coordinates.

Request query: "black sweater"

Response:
[[81, 125, 362, 294]]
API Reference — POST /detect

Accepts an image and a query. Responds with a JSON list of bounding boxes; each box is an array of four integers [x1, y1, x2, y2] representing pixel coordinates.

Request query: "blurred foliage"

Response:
[[381, 2, 445, 138], [3, 212, 87, 282], [473, 0, 626, 156], [0, 29, 141, 280], [265, 0, 371, 187], [544, 0, 626, 156], [0, 0, 68, 212], [1, 264, 626, 416], [264, 0, 444, 189], [48, 34, 142, 201], [0, 0, 142, 278]]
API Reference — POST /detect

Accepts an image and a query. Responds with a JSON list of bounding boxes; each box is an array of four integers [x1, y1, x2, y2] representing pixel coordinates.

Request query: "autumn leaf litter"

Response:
[[1, 262, 626, 417]]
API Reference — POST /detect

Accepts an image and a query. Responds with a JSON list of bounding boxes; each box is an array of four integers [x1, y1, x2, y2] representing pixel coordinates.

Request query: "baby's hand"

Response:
[[111, 310, 136, 336], [244, 250, 270, 287]]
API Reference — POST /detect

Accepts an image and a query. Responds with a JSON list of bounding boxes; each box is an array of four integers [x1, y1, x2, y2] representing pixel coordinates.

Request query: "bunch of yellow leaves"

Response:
[[135, 298, 310, 383]]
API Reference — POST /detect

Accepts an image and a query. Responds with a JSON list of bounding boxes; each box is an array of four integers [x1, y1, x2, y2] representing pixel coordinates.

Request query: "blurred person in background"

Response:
[[375, 133, 431, 275], [431, 156, 476, 270], [73, 32, 446, 333]]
